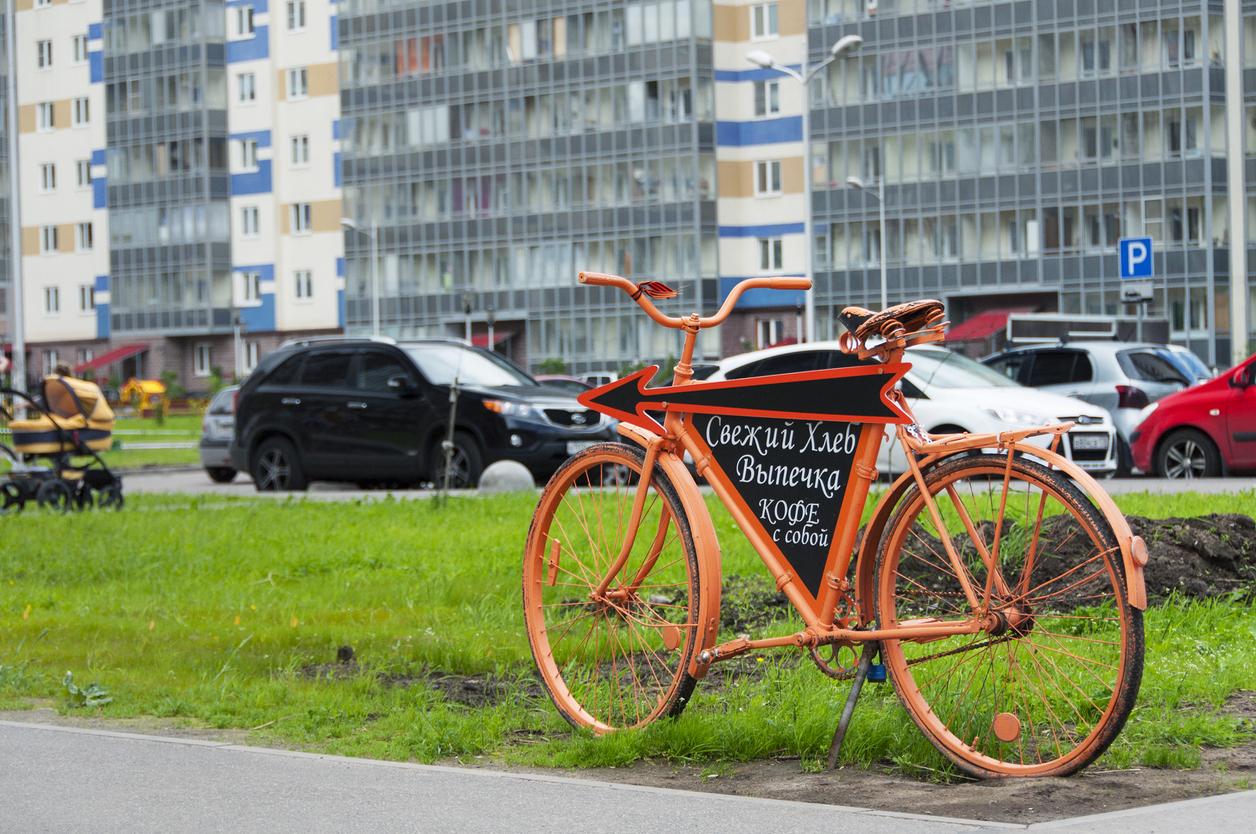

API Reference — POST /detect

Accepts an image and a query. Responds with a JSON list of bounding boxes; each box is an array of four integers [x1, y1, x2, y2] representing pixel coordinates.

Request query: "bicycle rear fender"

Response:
[[853, 445, 1147, 619], [616, 422, 723, 678]]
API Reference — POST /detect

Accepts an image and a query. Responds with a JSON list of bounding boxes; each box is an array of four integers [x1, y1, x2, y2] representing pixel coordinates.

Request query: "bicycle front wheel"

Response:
[[875, 454, 1143, 777], [523, 442, 701, 733]]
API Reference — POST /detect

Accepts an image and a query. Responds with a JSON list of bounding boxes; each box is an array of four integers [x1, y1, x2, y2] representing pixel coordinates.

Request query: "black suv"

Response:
[[230, 338, 615, 490]]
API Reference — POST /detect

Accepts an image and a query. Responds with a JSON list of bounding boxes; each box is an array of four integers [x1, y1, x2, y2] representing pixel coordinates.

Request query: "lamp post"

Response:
[[462, 292, 474, 343], [845, 174, 888, 311], [486, 304, 496, 352], [5, 0, 27, 389], [340, 218, 379, 336], [746, 34, 862, 342]]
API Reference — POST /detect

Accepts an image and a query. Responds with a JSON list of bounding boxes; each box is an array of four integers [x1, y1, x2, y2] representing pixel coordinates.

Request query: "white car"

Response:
[[699, 341, 1118, 476]]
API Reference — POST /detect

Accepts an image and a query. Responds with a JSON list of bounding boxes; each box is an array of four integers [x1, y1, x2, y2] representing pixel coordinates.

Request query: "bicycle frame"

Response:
[[578, 274, 1147, 679]]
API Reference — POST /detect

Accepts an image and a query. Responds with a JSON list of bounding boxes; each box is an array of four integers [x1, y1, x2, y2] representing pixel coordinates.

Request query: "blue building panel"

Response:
[[92, 178, 108, 209], [336, 257, 345, 327], [717, 222, 805, 238], [333, 151, 341, 187], [89, 52, 103, 83], [713, 65, 800, 83], [226, 0, 268, 9], [718, 276, 806, 310], [94, 276, 110, 340], [715, 116, 803, 147], [235, 264, 276, 332], [230, 161, 273, 196], [227, 26, 269, 63], [330, 15, 338, 50]]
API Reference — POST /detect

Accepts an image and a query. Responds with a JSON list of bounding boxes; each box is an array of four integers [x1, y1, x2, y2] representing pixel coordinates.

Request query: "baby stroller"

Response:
[[0, 374, 123, 513]]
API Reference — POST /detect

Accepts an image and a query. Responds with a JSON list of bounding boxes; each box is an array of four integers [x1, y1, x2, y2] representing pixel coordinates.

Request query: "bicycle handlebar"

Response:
[[578, 271, 811, 330]]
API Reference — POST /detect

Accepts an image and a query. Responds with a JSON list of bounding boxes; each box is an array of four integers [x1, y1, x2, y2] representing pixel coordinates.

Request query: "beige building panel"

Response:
[[18, 104, 36, 134], [718, 158, 803, 197], [16, 0, 71, 10], [53, 99, 71, 129], [56, 224, 76, 253], [279, 199, 342, 234], [714, 1, 805, 42], [276, 63, 339, 100], [20, 226, 40, 257]]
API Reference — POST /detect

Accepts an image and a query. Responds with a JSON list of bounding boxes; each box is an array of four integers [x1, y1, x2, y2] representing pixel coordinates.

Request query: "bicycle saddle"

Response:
[[838, 299, 945, 341]]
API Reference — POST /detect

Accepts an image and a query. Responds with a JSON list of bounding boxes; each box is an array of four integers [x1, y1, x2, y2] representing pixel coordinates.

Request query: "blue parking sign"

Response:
[[1119, 237, 1153, 278]]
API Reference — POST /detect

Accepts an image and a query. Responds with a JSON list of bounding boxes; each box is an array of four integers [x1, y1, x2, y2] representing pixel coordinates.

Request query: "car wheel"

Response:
[[1155, 429, 1221, 479], [251, 437, 308, 492], [206, 467, 237, 484], [429, 431, 483, 489]]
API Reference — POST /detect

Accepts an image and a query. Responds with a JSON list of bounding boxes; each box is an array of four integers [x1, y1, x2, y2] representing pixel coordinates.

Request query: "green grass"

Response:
[[0, 492, 1253, 777]]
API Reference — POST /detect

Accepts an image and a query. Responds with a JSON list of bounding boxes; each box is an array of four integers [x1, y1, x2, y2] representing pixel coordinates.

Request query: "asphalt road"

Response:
[[122, 468, 1254, 499], [3, 720, 1253, 833]]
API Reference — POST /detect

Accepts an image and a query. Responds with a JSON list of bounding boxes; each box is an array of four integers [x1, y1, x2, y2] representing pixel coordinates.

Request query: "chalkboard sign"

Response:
[[690, 414, 867, 598]]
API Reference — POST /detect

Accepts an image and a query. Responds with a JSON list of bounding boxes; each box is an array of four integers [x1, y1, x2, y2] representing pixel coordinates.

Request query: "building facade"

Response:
[[4, 0, 342, 389]]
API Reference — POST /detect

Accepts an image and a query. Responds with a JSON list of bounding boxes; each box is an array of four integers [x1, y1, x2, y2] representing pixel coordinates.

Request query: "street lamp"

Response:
[[746, 34, 862, 342], [845, 175, 888, 311], [340, 218, 380, 336]]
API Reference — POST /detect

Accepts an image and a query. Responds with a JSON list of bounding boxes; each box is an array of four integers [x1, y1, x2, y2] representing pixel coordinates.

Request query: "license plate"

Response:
[[566, 441, 598, 455], [1072, 434, 1109, 451]]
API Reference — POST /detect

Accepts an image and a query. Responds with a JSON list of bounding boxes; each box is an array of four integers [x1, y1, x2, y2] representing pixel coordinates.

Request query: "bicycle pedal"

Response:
[[867, 664, 887, 683]]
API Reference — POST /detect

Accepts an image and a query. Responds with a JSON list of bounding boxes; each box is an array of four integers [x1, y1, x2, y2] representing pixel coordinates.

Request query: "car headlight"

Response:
[[985, 407, 1049, 427], [1137, 401, 1159, 422], [483, 399, 541, 420]]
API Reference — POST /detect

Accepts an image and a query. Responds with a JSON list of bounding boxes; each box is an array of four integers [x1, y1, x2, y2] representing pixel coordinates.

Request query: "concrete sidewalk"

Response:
[[2, 720, 1253, 833]]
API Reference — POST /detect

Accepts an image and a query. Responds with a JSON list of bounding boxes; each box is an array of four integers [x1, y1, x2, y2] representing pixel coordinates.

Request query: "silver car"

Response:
[[983, 342, 1193, 469], [199, 386, 239, 483]]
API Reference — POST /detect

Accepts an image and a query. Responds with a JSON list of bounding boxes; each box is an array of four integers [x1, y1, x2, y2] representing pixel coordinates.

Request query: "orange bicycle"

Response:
[[522, 272, 1147, 778]]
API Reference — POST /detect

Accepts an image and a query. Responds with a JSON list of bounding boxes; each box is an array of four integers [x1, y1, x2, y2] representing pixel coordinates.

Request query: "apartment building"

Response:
[[3, 0, 341, 389]]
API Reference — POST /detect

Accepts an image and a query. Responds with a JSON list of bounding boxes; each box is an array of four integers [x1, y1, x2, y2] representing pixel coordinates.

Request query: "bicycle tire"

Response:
[[874, 453, 1143, 778], [523, 442, 701, 733]]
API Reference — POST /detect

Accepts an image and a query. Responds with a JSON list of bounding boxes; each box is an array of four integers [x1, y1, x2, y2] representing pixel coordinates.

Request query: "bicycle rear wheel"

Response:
[[875, 454, 1143, 777], [523, 442, 701, 733]]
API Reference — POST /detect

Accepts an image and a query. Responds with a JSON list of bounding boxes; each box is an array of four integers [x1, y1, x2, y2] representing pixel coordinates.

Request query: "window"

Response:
[[755, 319, 783, 349], [240, 205, 260, 237], [754, 160, 782, 196], [37, 40, 53, 68], [76, 348, 94, 366], [240, 271, 261, 303], [237, 72, 256, 103], [79, 284, 95, 311], [35, 0, 51, 7], [39, 163, 56, 192], [239, 138, 259, 170], [287, 67, 308, 99], [75, 222, 93, 251], [43, 287, 60, 314], [73, 34, 88, 64], [232, 6, 254, 37], [290, 134, 310, 165], [76, 159, 92, 188], [299, 350, 353, 387], [286, 0, 306, 31], [750, 3, 778, 40], [290, 203, 312, 234], [72, 97, 90, 127], [244, 342, 260, 373], [1026, 350, 1086, 387], [753, 80, 780, 116], [194, 343, 212, 377], [356, 351, 410, 391], [37, 102, 54, 131], [40, 225, 58, 254], [44, 351, 60, 376], [294, 269, 313, 299], [758, 237, 783, 270]]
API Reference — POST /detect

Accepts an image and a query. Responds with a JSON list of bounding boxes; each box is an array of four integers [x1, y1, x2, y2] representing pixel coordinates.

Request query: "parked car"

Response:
[[230, 338, 615, 491], [535, 374, 592, 394], [982, 341, 1194, 471], [701, 341, 1118, 476], [580, 371, 618, 388], [1159, 344, 1214, 385], [1130, 353, 1256, 478], [200, 385, 239, 483]]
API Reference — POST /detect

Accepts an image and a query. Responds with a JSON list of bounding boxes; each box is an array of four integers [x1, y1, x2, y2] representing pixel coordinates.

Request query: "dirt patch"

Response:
[[1133, 514, 1256, 601], [298, 645, 539, 708], [489, 691, 1256, 824]]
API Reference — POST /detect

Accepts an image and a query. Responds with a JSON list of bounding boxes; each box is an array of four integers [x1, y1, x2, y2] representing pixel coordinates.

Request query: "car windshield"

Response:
[[910, 349, 1022, 389], [405, 344, 536, 387], [208, 388, 235, 414]]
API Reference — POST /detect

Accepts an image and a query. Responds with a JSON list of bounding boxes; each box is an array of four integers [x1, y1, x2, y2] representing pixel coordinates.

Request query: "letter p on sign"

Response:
[[1119, 237, 1153, 279]]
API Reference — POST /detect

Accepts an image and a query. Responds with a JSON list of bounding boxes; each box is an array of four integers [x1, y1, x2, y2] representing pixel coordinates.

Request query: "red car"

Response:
[[1131, 353, 1256, 477]]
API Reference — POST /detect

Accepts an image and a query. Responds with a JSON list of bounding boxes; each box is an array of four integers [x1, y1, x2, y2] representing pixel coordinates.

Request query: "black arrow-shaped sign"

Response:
[[578, 363, 912, 434]]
